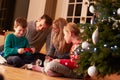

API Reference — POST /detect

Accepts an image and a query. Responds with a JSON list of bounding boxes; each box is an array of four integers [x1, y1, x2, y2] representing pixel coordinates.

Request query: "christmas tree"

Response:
[[74, 0, 120, 78]]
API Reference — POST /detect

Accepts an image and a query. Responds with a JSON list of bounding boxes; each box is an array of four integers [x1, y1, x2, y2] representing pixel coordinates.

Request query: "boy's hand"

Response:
[[18, 48, 25, 54], [30, 47, 36, 54]]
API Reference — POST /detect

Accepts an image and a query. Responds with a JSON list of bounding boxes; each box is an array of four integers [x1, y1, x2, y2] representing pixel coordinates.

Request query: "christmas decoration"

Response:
[[88, 65, 98, 77], [89, 5, 95, 14], [82, 41, 90, 50], [92, 27, 99, 44], [90, 18, 94, 24], [74, 0, 120, 78], [117, 8, 120, 15]]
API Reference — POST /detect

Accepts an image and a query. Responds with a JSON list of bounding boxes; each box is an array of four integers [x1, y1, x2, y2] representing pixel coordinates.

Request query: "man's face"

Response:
[[36, 19, 47, 31]]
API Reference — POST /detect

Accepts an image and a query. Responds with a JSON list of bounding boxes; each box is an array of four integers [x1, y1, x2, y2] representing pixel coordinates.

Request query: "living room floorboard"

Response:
[[0, 65, 78, 80]]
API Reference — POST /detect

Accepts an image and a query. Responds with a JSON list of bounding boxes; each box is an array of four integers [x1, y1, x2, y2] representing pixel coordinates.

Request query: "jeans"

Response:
[[44, 60, 77, 78], [6, 53, 46, 67]]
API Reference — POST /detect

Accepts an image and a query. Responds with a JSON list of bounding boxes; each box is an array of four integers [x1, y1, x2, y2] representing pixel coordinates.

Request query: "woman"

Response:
[[32, 18, 72, 77]]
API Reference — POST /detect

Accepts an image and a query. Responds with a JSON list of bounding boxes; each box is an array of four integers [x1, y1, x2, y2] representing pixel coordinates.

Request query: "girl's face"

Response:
[[63, 29, 71, 44], [14, 26, 26, 37]]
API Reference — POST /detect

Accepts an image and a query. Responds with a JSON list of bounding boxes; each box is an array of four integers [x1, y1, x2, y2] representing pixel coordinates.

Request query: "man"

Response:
[[25, 14, 53, 66], [0, 14, 53, 66], [25, 14, 52, 53]]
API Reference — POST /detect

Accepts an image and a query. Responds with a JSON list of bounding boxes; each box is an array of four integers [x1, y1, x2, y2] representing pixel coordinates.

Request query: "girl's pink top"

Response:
[[60, 40, 81, 69]]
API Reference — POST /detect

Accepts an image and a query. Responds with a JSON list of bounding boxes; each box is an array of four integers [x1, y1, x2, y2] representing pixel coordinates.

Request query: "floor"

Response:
[[0, 65, 79, 80]]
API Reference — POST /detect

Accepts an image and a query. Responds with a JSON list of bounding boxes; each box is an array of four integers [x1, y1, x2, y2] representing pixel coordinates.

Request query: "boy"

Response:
[[3, 17, 35, 67]]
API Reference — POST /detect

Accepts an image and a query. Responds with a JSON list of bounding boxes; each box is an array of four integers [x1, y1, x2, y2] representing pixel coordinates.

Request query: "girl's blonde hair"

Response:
[[64, 22, 81, 39], [52, 18, 71, 54], [64, 22, 81, 40]]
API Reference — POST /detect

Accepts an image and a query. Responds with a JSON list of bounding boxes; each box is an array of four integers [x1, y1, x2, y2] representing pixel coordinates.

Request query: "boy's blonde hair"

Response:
[[14, 17, 27, 28]]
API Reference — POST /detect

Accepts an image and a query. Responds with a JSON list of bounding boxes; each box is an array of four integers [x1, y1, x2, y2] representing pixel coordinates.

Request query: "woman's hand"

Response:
[[52, 59, 60, 63]]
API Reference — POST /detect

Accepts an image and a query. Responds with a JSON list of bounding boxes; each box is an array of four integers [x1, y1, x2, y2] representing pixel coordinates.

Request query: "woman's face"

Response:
[[63, 29, 71, 44], [52, 24, 59, 33]]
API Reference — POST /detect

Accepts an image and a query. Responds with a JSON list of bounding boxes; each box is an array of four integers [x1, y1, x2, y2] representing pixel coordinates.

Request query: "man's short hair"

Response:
[[14, 17, 27, 28], [40, 14, 53, 26]]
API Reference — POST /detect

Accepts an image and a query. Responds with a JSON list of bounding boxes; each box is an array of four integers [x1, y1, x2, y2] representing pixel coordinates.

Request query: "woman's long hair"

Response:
[[52, 18, 71, 54]]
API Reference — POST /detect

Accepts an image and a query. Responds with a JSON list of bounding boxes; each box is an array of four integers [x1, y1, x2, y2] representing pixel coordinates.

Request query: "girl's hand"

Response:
[[18, 48, 25, 54], [52, 59, 60, 63], [45, 56, 53, 61]]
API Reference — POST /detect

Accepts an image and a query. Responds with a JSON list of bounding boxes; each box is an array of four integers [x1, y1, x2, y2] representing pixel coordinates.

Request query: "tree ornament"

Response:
[[90, 18, 94, 24], [117, 8, 120, 15], [112, 9, 117, 17], [89, 5, 95, 14], [113, 21, 119, 28], [103, 44, 107, 48], [114, 45, 118, 49], [80, 28, 84, 33], [94, 48, 97, 52], [82, 41, 90, 50], [88, 65, 98, 77], [92, 27, 99, 44]]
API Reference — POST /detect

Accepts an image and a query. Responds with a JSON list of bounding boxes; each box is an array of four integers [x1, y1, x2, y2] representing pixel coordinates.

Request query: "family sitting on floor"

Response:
[[0, 14, 82, 79]]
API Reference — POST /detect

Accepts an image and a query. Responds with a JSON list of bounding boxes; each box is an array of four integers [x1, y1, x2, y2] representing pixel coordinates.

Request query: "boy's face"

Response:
[[36, 19, 47, 31], [14, 26, 26, 37]]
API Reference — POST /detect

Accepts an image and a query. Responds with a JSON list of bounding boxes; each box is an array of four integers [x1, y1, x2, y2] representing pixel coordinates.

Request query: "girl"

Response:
[[59, 22, 82, 69]]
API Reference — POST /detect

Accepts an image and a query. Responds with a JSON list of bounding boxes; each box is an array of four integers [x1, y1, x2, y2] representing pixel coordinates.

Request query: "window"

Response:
[[66, 0, 94, 24]]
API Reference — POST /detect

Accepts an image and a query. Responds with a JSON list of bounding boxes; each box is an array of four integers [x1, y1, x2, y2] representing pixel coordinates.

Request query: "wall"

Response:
[[55, 0, 69, 19], [27, 0, 46, 21], [27, 0, 69, 21]]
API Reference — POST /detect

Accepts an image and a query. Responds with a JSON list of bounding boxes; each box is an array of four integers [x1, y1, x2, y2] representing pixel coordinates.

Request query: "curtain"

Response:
[[44, 0, 57, 20]]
